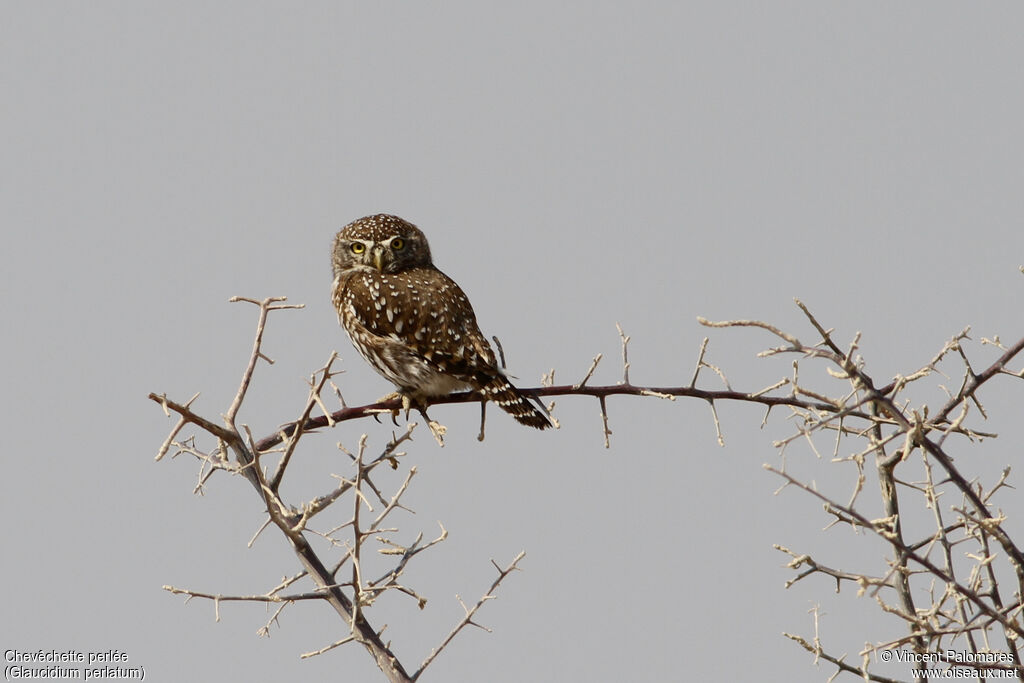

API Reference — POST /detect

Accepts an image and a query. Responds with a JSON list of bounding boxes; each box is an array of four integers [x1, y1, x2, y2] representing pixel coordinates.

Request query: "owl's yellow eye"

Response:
[[391, 238, 405, 251], [351, 243, 366, 254]]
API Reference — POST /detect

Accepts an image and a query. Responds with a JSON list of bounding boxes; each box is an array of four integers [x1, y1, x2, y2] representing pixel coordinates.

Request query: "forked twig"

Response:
[[413, 552, 526, 681]]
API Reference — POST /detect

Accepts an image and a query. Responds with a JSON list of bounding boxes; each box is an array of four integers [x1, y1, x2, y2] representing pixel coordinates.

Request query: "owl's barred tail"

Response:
[[480, 376, 552, 430]]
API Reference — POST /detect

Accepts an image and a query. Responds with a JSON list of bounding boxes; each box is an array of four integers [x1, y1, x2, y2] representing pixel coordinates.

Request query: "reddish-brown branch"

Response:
[[248, 383, 850, 453], [934, 334, 1024, 423]]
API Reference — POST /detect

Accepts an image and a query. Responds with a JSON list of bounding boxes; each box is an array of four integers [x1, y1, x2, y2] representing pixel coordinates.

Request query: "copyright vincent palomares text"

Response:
[[877, 648, 1018, 678], [4, 650, 144, 680]]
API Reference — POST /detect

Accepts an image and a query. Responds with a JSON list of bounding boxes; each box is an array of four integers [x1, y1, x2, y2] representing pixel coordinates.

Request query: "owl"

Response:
[[331, 214, 551, 430]]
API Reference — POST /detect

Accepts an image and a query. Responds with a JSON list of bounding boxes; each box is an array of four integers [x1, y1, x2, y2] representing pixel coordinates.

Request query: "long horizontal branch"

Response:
[[250, 383, 854, 452]]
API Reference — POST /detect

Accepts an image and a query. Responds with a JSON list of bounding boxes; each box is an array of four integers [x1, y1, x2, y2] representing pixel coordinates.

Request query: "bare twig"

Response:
[[268, 351, 338, 492], [225, 296, 304, 427], [616, 323, 631, 385], [573, 354, 603, 390], [413, 552, 525, 681]]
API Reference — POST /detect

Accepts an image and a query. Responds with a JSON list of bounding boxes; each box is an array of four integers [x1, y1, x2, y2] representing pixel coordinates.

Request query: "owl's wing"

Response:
[[341, 267, 499, 383], [338, 267, 551, 428]]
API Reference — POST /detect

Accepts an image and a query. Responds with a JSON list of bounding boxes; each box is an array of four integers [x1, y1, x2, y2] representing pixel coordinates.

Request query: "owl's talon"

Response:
[[375, 391, 404, 405], [369, 391, 404, 424], [427, 420, 447, 447]]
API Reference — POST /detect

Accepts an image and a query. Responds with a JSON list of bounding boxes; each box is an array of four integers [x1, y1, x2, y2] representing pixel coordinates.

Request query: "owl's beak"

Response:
[[372, 247, 384, 272]]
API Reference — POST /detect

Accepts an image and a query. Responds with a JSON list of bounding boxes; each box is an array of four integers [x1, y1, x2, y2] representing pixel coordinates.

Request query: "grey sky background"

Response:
[[3, 3, 1024, 681]]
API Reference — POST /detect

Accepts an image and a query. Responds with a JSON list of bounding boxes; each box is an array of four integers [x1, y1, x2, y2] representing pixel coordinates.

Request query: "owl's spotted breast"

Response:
[[335, 266, 494, 377]]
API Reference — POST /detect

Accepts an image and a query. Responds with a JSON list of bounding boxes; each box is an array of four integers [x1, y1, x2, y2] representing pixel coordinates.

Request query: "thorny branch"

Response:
[[151, 297, 527, 683], [699, 300, 1024, 681], [412, 552, 526, 681], [151, 295, 1024, 681]]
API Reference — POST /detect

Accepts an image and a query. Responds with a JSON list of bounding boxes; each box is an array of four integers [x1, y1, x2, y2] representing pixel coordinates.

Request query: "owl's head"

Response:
[[332, 214, 433, 276]]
